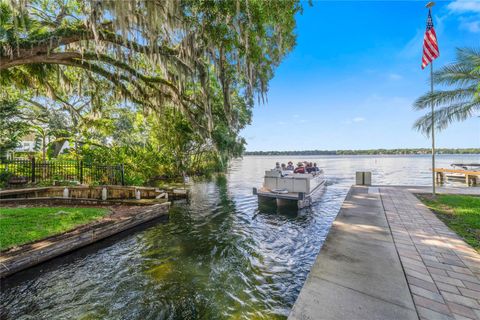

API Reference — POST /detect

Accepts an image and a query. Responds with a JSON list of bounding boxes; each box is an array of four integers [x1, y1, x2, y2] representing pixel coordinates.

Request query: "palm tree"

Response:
[[413, 48, 480, 134]]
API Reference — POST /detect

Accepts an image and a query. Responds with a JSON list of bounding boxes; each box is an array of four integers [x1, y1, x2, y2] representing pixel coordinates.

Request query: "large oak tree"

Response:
[[1, 0, 300, 133]]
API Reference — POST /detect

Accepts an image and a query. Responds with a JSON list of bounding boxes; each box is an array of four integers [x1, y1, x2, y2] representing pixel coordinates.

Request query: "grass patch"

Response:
[[417, 194, 480, 251], [0, 207, 109, 250]]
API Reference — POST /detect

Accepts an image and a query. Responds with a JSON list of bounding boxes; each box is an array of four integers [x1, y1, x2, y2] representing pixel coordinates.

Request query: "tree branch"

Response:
[[0, 52, 83, 69], [0, 25, 191, 72]]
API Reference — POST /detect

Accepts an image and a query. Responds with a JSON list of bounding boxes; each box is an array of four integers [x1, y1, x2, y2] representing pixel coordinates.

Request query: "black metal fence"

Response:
[[0, 158, 125, 186]]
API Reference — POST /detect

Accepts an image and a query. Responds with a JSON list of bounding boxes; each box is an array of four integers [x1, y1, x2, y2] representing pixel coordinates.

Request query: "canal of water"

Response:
[[1, 154, 478, 319]]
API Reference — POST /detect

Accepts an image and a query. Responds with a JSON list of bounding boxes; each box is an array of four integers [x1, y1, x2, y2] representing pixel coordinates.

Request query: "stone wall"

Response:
[[0, 186, 163, 200], [0, 202, 170, 278]]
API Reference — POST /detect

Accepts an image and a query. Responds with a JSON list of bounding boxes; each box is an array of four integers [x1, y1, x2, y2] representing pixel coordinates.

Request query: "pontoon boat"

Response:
[[253, 169, 326, 208]]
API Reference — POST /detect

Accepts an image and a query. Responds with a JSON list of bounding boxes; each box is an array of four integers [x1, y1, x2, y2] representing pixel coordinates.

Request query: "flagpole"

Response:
[[426, 1, 436, 197], [431, 61, 436, 197]]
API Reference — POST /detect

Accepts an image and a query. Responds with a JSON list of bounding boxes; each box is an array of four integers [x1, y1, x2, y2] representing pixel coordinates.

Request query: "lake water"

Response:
[[1, 154, 479, 320]]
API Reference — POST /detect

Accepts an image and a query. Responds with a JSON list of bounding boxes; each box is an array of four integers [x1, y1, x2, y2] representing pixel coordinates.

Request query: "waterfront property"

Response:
[[2, 0, 479, 318], [290, 185, 480, 320], [1, 155, 479, 319]]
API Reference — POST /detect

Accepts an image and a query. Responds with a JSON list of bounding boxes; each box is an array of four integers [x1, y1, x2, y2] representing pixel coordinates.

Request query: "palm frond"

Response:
[[457, 47, 480, 66], [413, 86, 477, 110], [413, 101, 480, 134], [431, 48, 480, 87], [433, 63, 480, 87], [414, 47, 480, 133]]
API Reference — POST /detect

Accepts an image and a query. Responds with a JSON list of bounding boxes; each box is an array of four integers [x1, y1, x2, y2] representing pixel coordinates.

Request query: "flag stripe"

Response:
[[426, 35, 438, 54], [421, 10, 439, 69], [424, 44, 434, 60], [426, 40, 438, 57]]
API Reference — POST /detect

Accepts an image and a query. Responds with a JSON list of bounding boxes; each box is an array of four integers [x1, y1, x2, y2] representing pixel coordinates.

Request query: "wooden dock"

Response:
[[434, 168, 480, 186]]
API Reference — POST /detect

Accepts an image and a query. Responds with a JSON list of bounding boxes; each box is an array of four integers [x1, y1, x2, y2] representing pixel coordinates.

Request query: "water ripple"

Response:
[[1, 154, 478, 319]]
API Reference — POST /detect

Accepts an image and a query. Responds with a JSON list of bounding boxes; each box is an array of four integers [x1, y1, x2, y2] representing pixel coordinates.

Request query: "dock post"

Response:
[[437, 172, 444, 184], [466, 175, 476, 186]]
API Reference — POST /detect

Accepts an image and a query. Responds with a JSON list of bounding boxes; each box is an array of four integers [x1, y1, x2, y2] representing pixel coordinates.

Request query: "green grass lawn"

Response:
[[418, 194, 480, 251], [0, 207, 110, 251]]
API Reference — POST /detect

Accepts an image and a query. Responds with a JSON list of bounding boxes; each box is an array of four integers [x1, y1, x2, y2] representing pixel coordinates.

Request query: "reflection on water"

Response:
[[1, 154, 478, 319]]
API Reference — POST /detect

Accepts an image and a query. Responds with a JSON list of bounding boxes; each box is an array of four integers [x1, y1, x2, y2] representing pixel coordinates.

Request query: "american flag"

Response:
[[421, 10, 439, 69]]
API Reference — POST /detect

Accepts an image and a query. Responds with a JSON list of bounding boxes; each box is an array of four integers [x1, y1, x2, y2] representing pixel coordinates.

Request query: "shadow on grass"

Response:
[[416, 193, 480, 251]]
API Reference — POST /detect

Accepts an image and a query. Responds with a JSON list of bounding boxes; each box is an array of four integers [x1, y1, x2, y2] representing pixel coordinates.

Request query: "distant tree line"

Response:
[[244, 148, 480, 156]]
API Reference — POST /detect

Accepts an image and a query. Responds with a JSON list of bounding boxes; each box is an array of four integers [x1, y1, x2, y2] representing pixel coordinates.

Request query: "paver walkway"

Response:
[[289, 186, 479, 320], [381, 187, 480, 320]]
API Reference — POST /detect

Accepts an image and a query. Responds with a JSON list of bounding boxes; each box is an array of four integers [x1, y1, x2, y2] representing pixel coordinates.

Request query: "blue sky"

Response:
[[242, 0, 480, 151]]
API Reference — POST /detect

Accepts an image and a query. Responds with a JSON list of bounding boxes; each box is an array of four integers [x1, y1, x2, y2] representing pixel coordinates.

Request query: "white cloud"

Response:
[[342, 117, 365, 125], [447, 1, 480, 13], [388, 73, 403, 81], [446, 1, 480, 34], [460, 20, 480, 32]]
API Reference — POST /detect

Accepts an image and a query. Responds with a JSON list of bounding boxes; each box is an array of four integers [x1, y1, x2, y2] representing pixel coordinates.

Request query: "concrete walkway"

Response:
[[289, 186, 480, 320], [289, 186, 418, 320], [382, 187, 480, 320]]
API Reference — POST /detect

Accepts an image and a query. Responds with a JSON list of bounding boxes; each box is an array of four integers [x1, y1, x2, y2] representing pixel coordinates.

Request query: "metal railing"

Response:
[[0, 157, 125, 186]]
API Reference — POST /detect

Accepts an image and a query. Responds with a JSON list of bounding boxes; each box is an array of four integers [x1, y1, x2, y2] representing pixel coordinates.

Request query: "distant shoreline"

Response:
[[244, 148, 480, 156]]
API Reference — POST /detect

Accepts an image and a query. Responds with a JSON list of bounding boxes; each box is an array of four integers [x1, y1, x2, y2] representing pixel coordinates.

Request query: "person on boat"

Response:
[[281, 163, 287, 171], [313, 162, 319, 172], [274, 162, 281, 170], [286, 161, 294, 170], [294, 162, 305, 173], [306, 162, 314, 173]]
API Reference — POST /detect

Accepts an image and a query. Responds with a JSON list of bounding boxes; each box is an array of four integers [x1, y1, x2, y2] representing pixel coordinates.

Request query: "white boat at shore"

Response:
[[253, 169, 326, 208]]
